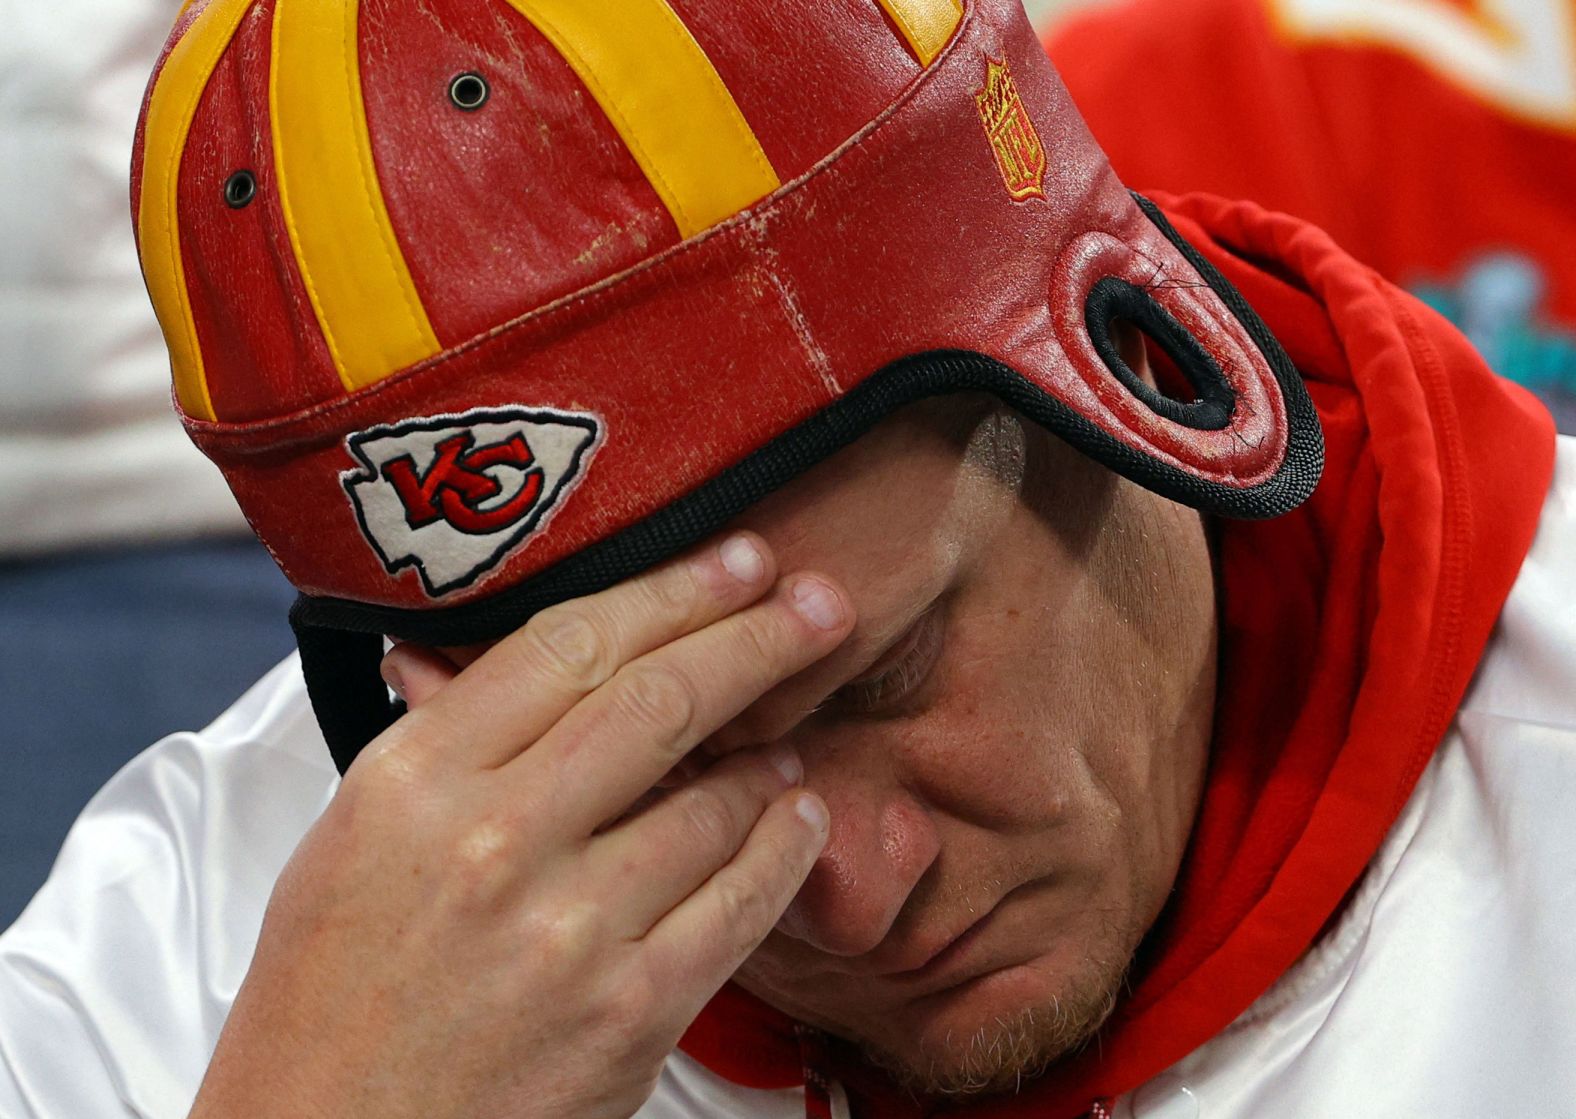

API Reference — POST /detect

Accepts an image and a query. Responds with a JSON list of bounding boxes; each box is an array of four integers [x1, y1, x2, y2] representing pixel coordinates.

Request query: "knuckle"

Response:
[[337, 725, 436, 810], [734, 611, 788, 674], [443, 816, 523, 905], [673, 786, 741, 851], [711, 867, 775, 946], [601, 966, 658, 1028], [596, 967, 665, 1057], [525, 606, 613, 690], [637, 562, 699, 617], [614, 662, 696, 743], [758, 829, 813, 886], [451, 817, 514, 871], [521, 900, 605, 967]]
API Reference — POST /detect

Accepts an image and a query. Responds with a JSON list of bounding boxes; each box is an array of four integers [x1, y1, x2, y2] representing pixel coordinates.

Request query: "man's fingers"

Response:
[[641, 788, 829, 1025], [511, 574, 853, 834], [381, 644, 460, 709], [590, 743, 804, 937], [397, 532, 777, 770]]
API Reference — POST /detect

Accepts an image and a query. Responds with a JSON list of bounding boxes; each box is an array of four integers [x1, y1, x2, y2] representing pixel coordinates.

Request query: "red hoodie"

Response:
[[673, 193, 1556, 1117]]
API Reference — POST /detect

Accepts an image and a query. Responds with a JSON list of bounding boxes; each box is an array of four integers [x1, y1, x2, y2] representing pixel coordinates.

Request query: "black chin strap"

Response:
[[290, 606, 403, 775]]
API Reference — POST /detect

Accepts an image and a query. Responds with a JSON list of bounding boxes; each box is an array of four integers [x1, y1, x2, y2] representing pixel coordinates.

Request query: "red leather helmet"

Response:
[[133, 0, 1322, 769]]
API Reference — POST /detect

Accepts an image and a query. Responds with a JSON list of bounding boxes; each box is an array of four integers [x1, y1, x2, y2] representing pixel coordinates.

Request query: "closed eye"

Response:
[[827, 598, 947, 716]]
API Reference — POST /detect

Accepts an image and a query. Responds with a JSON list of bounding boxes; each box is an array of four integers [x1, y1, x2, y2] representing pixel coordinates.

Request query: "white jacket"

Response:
[[3, 437, 1573, 1119], [0, 0, 244, 553]]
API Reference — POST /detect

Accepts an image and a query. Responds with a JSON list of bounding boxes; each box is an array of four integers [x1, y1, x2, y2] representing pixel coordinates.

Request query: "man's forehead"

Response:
[[728, 398, 1026, 569], [720, 402, 1029, 665]]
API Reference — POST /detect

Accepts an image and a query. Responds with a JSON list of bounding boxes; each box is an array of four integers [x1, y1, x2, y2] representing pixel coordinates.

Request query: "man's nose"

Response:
[[712, 692, 942, 954], [779, 780, 941, 956]]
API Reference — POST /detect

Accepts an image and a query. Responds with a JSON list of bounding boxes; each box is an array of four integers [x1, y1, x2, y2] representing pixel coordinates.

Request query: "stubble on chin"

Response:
[[854, 949, 1131, 1102]]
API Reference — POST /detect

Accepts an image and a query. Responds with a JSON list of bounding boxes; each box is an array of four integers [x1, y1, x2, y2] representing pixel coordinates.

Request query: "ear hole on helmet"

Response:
[[448, 72, 491, 111], [1084, 276, 1235, 431]]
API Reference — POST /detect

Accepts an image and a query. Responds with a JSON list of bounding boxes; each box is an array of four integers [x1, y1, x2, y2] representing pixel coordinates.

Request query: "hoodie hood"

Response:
[[674, 192, 1557, 1117]]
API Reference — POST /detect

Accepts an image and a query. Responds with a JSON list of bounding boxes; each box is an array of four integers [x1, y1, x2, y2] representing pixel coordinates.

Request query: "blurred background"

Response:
[[3, 0, 1573, 928], [1, 0, 300, 928], [1026, 0, 1112, 21]]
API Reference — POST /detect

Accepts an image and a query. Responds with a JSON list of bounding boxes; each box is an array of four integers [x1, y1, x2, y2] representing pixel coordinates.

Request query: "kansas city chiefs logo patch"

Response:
[[342, 406, 604, 597]]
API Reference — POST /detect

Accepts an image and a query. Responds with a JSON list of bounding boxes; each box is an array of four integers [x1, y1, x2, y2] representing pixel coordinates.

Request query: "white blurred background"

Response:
[[1025, 0, 1107, 23]]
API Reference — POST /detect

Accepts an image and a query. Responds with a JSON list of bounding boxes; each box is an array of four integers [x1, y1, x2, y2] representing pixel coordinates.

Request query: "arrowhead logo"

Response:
[[342, 406, 604, 597]]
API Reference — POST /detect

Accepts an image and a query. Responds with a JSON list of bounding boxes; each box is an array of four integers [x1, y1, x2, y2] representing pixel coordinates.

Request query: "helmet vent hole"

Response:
[[448, 72, 491, 111], [223, 170, 257, 210]]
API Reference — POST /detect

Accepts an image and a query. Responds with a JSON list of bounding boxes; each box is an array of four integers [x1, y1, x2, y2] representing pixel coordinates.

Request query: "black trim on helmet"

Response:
[[293, 193, 1326, 773], [1084, 276, 1235, 432]]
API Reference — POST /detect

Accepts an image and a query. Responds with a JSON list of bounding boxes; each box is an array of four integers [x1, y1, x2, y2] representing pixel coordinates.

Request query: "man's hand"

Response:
[[189, 533, 849, 1119]]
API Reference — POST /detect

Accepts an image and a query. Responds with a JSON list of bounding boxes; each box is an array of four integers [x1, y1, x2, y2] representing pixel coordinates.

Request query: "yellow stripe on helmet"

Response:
[[136, 0, 256, 422], [271, 0, 441, 395], [876, 0, 963, 65], [499, 0, 781, 239]]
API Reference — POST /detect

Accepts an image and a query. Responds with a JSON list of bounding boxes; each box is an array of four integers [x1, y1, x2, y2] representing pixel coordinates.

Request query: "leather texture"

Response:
[[362, 0, 682, 352], [180, 0, 345, 420], [873, 0, 963, 64], [134, 0, 1318, 612]]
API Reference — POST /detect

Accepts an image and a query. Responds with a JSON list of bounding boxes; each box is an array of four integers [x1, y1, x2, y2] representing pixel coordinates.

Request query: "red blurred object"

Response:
[[1047, 0, 1576, 427]]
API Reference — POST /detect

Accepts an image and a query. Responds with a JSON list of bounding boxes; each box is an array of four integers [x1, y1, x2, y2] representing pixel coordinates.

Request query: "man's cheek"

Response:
[[910, 682, 1074, 828]]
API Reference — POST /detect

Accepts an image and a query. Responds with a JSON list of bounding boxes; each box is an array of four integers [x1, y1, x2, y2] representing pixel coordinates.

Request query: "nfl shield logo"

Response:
[[974, 58, 1047, 203]]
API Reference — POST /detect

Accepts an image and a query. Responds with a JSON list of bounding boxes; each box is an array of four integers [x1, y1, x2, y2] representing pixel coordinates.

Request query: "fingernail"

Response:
[[791, 578, 845, 630], [380, 655, 407, 700], [719, 534, 765, 584], [795, 792, 829, 832], [766, 744, 803, 786]]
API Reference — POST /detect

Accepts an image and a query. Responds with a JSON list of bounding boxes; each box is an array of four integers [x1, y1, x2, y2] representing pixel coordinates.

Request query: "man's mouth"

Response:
[[859, 879, 1046, 992], [883, 908, 1000, 980]]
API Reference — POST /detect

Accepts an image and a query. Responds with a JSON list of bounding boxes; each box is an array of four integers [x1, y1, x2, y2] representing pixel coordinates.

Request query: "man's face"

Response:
[[703, 390, 1218, 1097]]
